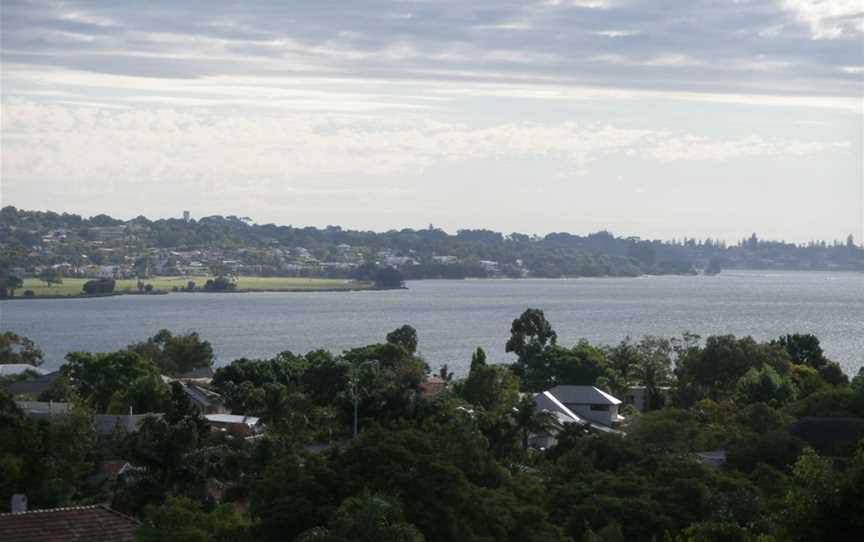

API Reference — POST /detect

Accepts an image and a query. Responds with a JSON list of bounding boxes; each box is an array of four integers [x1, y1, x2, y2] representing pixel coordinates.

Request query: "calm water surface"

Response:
[[2, 271, 862, 376]]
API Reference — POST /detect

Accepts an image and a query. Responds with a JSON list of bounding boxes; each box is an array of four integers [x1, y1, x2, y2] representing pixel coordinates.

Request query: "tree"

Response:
[[734, 366, 796, 407], [512, 395, 556, 451], [469, 348, 487, 372], [4, 275, 23, 297], [296, 492, 425, 542], [675, 335, 791, 405], [460, 362, 519, 414], [38, 268, 63, 287], [107, 373, 170, 414], [506, 309, 557, 388], [82, 277, 115, 294], [61, 351, 160, 412], [137, 495, 250, 542], [775, 334, 827, 369], [629, 336, 674, 411], [386, 325, 418, 354], [128, 329, 214, 376], [204, 276, 236, 291], [0, 332, 44, 366], [375, 267, 405, 289]]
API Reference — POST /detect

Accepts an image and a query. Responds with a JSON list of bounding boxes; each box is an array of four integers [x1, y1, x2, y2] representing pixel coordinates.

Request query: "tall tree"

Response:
[[62, 351, 160, 412], [386, 325, 418, 354], [0, 332, 44, 366], [129, 329, 214, 376]]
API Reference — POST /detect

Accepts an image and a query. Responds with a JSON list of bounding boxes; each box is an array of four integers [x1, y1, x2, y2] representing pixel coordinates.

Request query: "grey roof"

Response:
[[205, 414, 260, 426], [533, 391, 620, 434], [176, 366, 215, 380], [2, 372, 59, 396], [547, 385, 622, 406], [182, 383, 223, 408], [93, 414, 163, 436]]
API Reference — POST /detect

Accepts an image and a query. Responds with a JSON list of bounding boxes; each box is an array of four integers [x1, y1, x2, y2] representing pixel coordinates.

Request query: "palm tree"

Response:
[[512, 395, 557, 451]]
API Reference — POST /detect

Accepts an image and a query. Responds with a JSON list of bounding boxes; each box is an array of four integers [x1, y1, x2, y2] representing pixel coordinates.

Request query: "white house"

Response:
[[542, 386, 625, 427], [529, 387, 625, 449]]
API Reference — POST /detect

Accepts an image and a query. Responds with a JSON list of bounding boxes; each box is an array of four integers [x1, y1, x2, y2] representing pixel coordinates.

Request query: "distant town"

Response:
[[1, 206, 861, 298]]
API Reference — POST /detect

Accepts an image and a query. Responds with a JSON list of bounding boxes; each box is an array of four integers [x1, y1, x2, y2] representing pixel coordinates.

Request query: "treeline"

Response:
[[2, 312, 864, 541], [3, 206, 861, 278]]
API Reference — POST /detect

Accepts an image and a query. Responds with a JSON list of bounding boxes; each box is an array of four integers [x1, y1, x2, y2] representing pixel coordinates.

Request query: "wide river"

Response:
[[2, 271, 862, 376]]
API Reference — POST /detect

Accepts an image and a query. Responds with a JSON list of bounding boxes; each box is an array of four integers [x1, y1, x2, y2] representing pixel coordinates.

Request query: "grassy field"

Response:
[[15, 276, 373, 297]]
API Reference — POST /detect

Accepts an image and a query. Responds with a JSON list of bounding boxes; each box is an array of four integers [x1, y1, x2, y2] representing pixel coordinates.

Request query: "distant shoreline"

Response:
[[0, 280, 387, 301]]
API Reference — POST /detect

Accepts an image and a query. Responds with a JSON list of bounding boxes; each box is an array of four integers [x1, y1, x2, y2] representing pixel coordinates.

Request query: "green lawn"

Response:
[[16, 276, 372, 297]]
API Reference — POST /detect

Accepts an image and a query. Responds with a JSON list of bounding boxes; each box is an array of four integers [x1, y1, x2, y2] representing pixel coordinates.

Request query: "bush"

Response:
[[23, 290, 35, 297], [82, 278, 116, 294], [203, 275, 236, 291]]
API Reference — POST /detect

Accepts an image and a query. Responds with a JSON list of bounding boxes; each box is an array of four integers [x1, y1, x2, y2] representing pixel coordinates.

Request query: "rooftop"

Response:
[[547, 385, 622, 406], [0, 505, 139, 542]]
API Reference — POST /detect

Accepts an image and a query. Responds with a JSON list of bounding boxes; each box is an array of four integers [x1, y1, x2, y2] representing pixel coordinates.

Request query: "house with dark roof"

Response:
[[2, 371, 60, 398], [0, 505, 139, 542]]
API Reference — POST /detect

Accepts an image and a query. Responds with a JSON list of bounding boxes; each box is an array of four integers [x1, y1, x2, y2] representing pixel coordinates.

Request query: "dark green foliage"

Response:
[[0, 332, 44, 366], [2, 319, 861, 542], [295, 492, 425, 542], [82, 277, 116, 294], [386, 325, 418, 354], [734, 365, 796, 407], [138, 495, 250, 542], [375, 267, 405, 289], [674, 335, 792, 405], [62, 350, 160, 412], [204, 276, 236, 291], [128, 329, 215, 376], [0, 396, 96, 511]]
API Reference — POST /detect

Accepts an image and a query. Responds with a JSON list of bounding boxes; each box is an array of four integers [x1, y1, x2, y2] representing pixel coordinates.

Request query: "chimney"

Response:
[[11, 494, 27, 513]]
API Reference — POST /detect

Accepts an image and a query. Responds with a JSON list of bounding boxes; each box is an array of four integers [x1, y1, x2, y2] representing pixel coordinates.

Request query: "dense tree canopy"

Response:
[[1, 319, 862, 542]]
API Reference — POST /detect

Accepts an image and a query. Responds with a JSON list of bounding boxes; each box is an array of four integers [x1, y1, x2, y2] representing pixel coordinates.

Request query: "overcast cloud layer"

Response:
[[1, 0, 862, 242]]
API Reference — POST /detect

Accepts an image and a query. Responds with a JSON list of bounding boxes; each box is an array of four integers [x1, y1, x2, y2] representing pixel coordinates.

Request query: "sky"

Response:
[[1, 0, 862, 243]]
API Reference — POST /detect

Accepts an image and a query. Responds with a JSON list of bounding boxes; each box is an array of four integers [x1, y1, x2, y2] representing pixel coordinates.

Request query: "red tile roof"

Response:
[[0, 505, 139, 542]]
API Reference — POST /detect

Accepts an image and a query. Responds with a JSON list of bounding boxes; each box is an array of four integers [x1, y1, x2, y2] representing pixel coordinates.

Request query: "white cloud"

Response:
[[1, 101, 850, 199], [781, 0, 864, 39]]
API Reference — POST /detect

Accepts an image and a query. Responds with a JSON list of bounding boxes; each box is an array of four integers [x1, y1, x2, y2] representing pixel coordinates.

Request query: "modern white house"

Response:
[[529, 386, 626, 448], [544, 385, 625, 427]]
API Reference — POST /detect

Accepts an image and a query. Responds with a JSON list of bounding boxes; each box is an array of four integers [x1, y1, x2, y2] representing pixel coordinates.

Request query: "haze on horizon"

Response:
[[1, 0, 862, 244]]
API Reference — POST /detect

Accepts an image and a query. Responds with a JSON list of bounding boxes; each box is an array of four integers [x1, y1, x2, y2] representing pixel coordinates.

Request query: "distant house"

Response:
[[0, 505, 139, 542], [176, 366, 215, 382], [181, 383, 227, 414], [3, 370, 60, 398], [204, 414, 262, 437], [161, 372, 226, 413], [530, 388, 624, 449], [542, 385, 625, 427], [419, 375, 448, 399], [14, 401, 71, 420]]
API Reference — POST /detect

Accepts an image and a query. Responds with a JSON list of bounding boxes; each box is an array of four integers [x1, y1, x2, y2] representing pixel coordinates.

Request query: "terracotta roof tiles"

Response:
[[0, 505, 139, 542]]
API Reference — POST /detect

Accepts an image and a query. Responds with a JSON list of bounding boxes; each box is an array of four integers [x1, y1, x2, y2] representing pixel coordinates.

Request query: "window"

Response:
[[590, 404, 609, 411]]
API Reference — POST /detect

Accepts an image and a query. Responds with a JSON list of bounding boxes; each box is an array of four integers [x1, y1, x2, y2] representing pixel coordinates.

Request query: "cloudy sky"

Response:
[[1, 0, 862, 242]]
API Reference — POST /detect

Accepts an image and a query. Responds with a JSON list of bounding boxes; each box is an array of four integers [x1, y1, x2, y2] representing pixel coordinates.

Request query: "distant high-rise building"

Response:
[[183, 210, 191, 222]]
